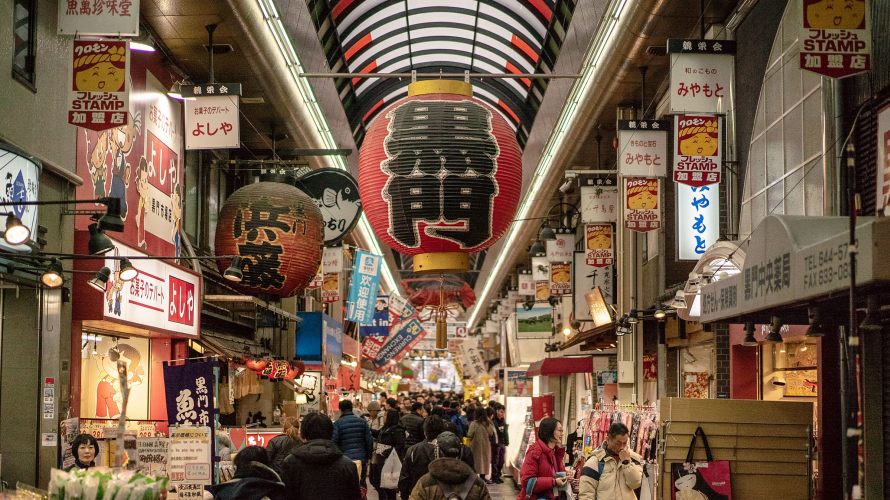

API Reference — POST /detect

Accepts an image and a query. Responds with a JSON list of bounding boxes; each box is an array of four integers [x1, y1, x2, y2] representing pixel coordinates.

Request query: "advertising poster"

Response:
[[677, 184, 719, 260], [585, 224, 613, 267], [580, 177, 618, 222], [506, 371, 531, 397], [58, 0, 139, 36], [0, 145, 41, 252], [68, 41, 130, 131], [136, 437, 169, 476], [668, 39, 736, 113], [549, 262, 572, 296], [800, 0, 870, 79], [81, 336, 150, 420], [373, 318, 426, 369], [624, 178, 661, 233], [294, 372, 321, 415], [346, 250, 382, 324], [60, 418, 80, 469], [573, 252, 614, 321], [360, 295, 391, 337], [534, 280, 550, 302], [322, 246, 344, 272], [322, 272, 340, 303], [617, 120, 669, 177], [545, 230, 575, 263], [515, 303, 552, 338], [673, 115, 722, 187], [877, 103, 890, 213]]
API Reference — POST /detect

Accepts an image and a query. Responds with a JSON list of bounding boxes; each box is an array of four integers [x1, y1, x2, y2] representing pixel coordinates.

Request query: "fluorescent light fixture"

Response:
[[257, 0, 397, 294], [469, 0, 632, 329], [129, 41, 155, 52]]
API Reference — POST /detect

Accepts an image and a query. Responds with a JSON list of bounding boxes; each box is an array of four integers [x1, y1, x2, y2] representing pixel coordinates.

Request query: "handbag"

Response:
[[380, 448, 402, 489], [670, 427, 732, 500]]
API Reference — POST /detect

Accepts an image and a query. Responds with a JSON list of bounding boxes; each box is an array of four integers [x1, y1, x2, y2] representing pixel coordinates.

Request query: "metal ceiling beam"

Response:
[[299, 73, 581, 79]]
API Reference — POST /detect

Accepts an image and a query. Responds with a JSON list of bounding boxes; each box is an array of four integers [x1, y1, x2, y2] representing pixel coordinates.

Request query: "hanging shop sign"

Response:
[[68, 41, 130, 131], [584, 287, 612, 328], [673, 115, 722, 188], [420, 321, 468, 339], [388, 294, 418, 331], [185, 90, 240, 150], [535, 280, 550, 301], [800, 0, 870, 79], [322, 246, 344, 273], [580, 177, 618, 222], [458, 339, 487, 384], [323, 317, 343, 384], [168, 426, 212, 498], [546, 229, 575, 262], [58, 0, 139, 36], [549, 262, 572, 296], [162, 360, 215, 429], [307, 265, 322, 290], [531, 255, 549, 281], [584, 224, 614, 267], [0, 145, 40, 252], [293, 168, 363, 246], [507, 288, 521, 305], [360, 295, 390, 337], [346, 250, 383, 324], [373, 317, 426, 370], [361, 335, 386, 360], [322, 272, 340, 303], [573, 252, 614, 321], [677, 184, 720, 260], [617, 120, 669, 177], [624, 178, 661, 233], [877, 103, 890, 213], [518, 270, 534, 296], [667, 39, 736, 114]]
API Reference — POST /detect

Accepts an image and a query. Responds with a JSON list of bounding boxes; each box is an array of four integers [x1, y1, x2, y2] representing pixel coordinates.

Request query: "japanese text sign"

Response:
[[585, 287, 612, 328], [574, 252, 614, 322], [162, 361, 215, 427], [181, 83, 242, 98], [168, 427, 212, 495], [677, 184, 720, 260], [360, 295, 391, 337], [307, 264, 322, 290], [617, 120, 669, 177], [668, 40, 735, 113], [388, 294, 418, 331], [878, 104, 890, 212], [800, 0, 870, 79], [135, 437, 169, 476], [185, 95, 240, 150], [346, 250, 382, 324], [58, 0, 139, 36], [68, 41, 130, 131], [323, 246, 344, 273], [518, 270, 534, 296], [674, 115, 723, 187], [458, 339, 487, 384], [580, 178, 618, 222], [546, 229, 575, 262], [0, 145, 41, 252], [322, 272, 340, 303], [549, 262, 572, 296], [585, 224, 614, 267], [624, 178, 661, 232], [373, 317, 426, 369]]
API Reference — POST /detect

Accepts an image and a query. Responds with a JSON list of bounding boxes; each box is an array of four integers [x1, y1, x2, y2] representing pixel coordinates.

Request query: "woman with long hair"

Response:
[[266, 416, 302, 474], [370, 410, 408, 500], [516, 417, 567, 500], [467, 405, 496, 484]]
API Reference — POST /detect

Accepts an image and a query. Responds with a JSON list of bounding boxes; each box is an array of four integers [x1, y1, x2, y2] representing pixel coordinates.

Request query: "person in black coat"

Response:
[[207, 446, 286, 500], [398, 416, 476, 500], [371, 410, 408, 500], [280, 412, 362, 500], [490, 405, 509, 484], [400, 402, 426, 448], [265, 416, 302, 474]]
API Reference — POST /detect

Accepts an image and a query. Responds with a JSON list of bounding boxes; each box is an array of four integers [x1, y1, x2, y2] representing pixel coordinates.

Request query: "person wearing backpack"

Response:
[[408, 432, 492, 500], [578, 423, 642, 500]]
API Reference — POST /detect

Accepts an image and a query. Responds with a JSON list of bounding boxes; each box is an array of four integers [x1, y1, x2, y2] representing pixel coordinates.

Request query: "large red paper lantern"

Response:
[[215, 181, 323, 297], [359, 80, 522, 274]]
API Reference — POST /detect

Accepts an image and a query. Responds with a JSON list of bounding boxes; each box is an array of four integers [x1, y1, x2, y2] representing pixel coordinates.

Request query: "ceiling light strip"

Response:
[[468, 0, 630, 329], [257, 0, 397, 294]]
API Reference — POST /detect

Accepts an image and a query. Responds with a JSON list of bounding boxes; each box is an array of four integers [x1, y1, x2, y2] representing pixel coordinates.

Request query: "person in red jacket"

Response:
[[517, 418, 568, 500]]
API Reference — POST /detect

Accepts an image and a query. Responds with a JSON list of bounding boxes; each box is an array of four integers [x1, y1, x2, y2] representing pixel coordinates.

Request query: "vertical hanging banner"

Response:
[[584, 224, 614, 267], [625, 178, 661, 232], [877, 104, 890, 213], [549, 262, 572, 296], [361, 335, 386, 360], [162, 360, 215, 427], [518, 270, 535, 296], [677, 184, 720, 260], [574, 252, 614, 321], [346, 250, 382, 324], [322, 246, 344, 272], [184, 84, 242, 150], [360, 296, 391, 337], [617, 120, 670, 177], [546, 228, 575, 262], [579, 177, 618, 222], [800, 0, 870, 79], [459, 340, 487, 383], [58, 0, 139, 35], [674, 115, 723, 187], [668, 39, 736, 113], [68, 41, 130, 131]]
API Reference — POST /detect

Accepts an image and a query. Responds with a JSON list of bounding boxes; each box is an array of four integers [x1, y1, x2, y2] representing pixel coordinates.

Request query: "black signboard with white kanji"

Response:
[[181, 83, 242, 98], [617, 120, 671, 131], [667, 39, 737, 55]]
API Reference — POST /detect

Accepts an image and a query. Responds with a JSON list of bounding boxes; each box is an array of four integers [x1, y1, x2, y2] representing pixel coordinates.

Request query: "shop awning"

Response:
[[699, 215, 890, 323], [559, 322, 616, 350], [526, 357, 593, 377], [196, 331, 262, 360]]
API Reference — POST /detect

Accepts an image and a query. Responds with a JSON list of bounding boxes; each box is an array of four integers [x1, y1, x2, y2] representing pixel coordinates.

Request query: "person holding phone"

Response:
[[578, 423, 643, 500], [516, 417, 567, 500]]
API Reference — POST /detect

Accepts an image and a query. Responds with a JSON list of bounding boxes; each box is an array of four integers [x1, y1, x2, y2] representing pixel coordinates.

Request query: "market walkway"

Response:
[[367, 480, 520, 499]]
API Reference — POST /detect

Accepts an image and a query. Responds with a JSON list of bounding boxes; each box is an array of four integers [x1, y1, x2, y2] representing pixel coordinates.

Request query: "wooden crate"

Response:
[[658, 398, 813, 500]]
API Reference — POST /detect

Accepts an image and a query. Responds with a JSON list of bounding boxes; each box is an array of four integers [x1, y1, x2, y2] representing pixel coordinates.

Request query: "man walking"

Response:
[[280, 412, 362, 500], [490, 405, 509, 483], [578, 423, 643, 500], [400, 402, 426, 448], [333, 400, 373, 488]]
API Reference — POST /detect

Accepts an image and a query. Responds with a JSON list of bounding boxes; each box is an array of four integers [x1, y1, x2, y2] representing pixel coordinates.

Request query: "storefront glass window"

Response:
[[680, 344, 714, 399]]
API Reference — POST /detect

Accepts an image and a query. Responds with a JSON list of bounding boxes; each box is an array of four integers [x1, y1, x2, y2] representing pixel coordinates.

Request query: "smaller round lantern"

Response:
[[215, 180, 324, 297]]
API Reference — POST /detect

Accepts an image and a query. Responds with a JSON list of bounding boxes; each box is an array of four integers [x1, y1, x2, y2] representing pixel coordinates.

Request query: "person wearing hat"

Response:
[[365, 400, 385, 438], [407, 432, 492, 500]]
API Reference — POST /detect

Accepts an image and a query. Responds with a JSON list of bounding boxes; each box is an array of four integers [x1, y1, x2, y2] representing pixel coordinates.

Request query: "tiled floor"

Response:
[[367, 479, 520, 500]]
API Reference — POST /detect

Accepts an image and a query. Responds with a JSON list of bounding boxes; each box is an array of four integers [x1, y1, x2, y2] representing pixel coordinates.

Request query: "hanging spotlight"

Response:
[[654, 309, 665, 319], [805, 306, 824, 338], [627, 310, 638, 324], [167, 81, 185, 100], [89, 267, 112, 292], [224, 256, 244, 282], [529, 239, 546, 256], [3, 214, 29, 245], [41, 259, 64, 287], [770, 375, 786, 386], [295, 393, 307, 404], [741, 321, 758, 346], [118, 258, 138, 281], [538, 220, 556, 241], [764, 316, 784, 343], [671, 290, 687, 309], [700, 264, 714, 284], [522, 297, 535, 311], [687, 272, 700, 292], [97, 198, 125, 232], [88, 223, 114, 255], [860, 295, 882, 332], [92, 339, 98, 356]]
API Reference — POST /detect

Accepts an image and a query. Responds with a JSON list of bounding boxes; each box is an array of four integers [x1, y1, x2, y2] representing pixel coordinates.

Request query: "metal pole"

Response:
[[206, 24, 217, 84], [297, 73, 582, 79], [639, 66, 648, 120], [845, 142, 861, 498], [700, 0, 706, 39]]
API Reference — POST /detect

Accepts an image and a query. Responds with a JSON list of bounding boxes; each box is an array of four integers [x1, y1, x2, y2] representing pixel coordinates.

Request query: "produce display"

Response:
[[48, 469, 167, 500]]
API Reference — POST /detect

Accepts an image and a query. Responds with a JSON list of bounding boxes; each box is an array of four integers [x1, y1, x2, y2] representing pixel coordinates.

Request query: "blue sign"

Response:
[[324, 314, 343, 381], [373, 317, 425, 368], [162, 360, 216, 427], [360, 295, 390, 337], [346, 250, 382, 324]]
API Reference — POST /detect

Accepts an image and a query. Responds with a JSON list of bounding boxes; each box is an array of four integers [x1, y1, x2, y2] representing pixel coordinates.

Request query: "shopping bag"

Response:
[[380, 449, 402, 489], [670, 427, 731, 500]]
